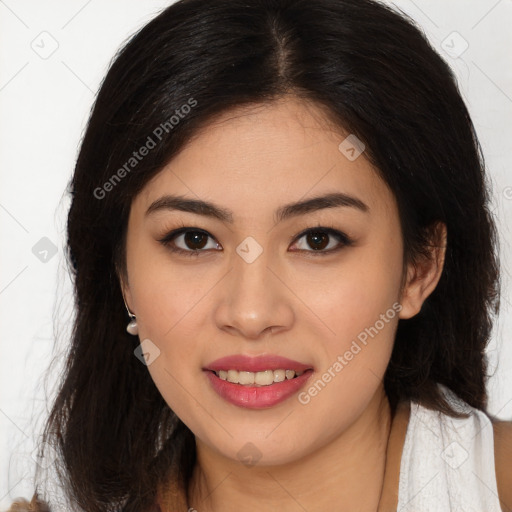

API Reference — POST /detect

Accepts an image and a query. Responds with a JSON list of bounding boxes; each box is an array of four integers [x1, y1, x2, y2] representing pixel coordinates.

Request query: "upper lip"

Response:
[[204, 354, 314, 373]]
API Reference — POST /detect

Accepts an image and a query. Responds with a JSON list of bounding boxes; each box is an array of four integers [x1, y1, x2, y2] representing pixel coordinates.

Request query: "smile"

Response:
[[204, 368, 314, 409], [213, 369, 305, 386]]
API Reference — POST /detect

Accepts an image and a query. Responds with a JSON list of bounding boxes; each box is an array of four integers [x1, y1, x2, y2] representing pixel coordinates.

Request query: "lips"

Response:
[[204, 369, 313, 409], [203, 354, 314, 409], [204, 354, 314, 373]]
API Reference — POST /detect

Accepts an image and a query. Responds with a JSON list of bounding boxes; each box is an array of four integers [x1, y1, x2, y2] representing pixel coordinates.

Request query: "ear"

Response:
[[116, 264, 134, 313], [398, 221, 447, 320]]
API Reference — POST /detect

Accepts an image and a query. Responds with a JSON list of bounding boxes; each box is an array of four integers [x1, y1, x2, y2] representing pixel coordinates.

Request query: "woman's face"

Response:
[[122, 96, 424, 466]]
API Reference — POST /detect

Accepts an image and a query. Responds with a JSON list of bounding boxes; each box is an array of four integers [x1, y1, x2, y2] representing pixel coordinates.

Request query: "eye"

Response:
[[290, 226, 354, 256], [157, 225, 354, 258], [158, 228, 220, 257]]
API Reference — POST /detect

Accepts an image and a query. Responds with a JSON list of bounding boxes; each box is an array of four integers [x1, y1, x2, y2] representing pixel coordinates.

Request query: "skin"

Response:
[[121, 95, 447, 511]]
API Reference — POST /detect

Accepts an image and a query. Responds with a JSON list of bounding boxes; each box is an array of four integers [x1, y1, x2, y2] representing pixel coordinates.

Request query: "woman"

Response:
[[8, 0, 512, 510]]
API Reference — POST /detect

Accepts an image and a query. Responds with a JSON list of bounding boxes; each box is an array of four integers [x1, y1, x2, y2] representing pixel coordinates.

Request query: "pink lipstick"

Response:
[[203, 354, 314, 409]]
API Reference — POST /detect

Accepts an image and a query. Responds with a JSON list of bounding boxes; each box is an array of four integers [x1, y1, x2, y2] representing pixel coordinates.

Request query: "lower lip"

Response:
[[204, 370, 314, 409]]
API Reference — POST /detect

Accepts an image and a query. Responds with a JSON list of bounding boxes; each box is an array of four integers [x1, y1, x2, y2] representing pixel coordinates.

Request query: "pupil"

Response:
[[308, 232, 328, 250], [185, 231, 207, 250]]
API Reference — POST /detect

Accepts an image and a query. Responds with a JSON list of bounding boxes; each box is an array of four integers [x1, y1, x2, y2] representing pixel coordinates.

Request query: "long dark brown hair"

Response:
[[11, 0, 500, 510]]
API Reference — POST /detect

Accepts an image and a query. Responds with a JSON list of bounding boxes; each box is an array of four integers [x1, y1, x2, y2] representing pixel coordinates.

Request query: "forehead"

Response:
[[134, 96, 397, 223]]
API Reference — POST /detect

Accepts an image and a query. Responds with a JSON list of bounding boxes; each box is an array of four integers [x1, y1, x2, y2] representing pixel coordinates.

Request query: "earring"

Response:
[[122, 295, 139, 336]]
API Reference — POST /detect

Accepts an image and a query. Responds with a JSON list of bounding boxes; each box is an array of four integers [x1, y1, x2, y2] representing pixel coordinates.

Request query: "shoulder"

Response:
[[6, 494, 50, 511], [492, 419, 512, 512]]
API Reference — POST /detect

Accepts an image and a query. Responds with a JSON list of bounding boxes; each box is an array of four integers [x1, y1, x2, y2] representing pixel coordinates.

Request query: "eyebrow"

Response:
[[145, 192, 370, 224]]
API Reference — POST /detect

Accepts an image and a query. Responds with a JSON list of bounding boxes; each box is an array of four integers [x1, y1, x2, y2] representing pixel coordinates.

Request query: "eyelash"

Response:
[[157, 222, 354, 258]]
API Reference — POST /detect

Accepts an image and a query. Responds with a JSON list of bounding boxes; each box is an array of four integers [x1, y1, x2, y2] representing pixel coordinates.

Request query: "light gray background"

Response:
[[1, 0, 511, 508]]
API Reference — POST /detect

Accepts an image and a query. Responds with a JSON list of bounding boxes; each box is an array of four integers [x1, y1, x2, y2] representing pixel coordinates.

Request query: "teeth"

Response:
[[273, 369, 286, 382], [215, 369, 306, 386], [255, 369, 274, 386], [238, 371, 255, 385]]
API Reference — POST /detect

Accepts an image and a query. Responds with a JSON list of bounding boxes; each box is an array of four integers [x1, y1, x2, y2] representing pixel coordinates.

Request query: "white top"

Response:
[[397, 384, 502, 511]]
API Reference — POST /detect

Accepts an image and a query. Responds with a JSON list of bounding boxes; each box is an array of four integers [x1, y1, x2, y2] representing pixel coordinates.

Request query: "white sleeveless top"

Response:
[[397, 384, 502, 511]]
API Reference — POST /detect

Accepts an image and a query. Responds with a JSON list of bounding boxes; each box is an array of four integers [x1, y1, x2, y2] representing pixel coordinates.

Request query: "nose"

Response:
[[213, 251, 294, 340]]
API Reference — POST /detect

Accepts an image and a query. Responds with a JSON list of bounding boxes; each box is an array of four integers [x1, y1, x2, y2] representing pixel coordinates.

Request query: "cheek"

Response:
[[315, 241, 402, 341], [133, 276, 203, 376], [296, 265, 401, 431], [132, 274, 204, 426], [302, 241, 403, 407], [127, 234, 208, 336], [125, 244, 203, 390]]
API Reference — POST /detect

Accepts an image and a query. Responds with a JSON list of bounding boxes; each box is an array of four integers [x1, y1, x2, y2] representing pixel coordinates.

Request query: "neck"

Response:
[[187, 387, 393, 512]]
